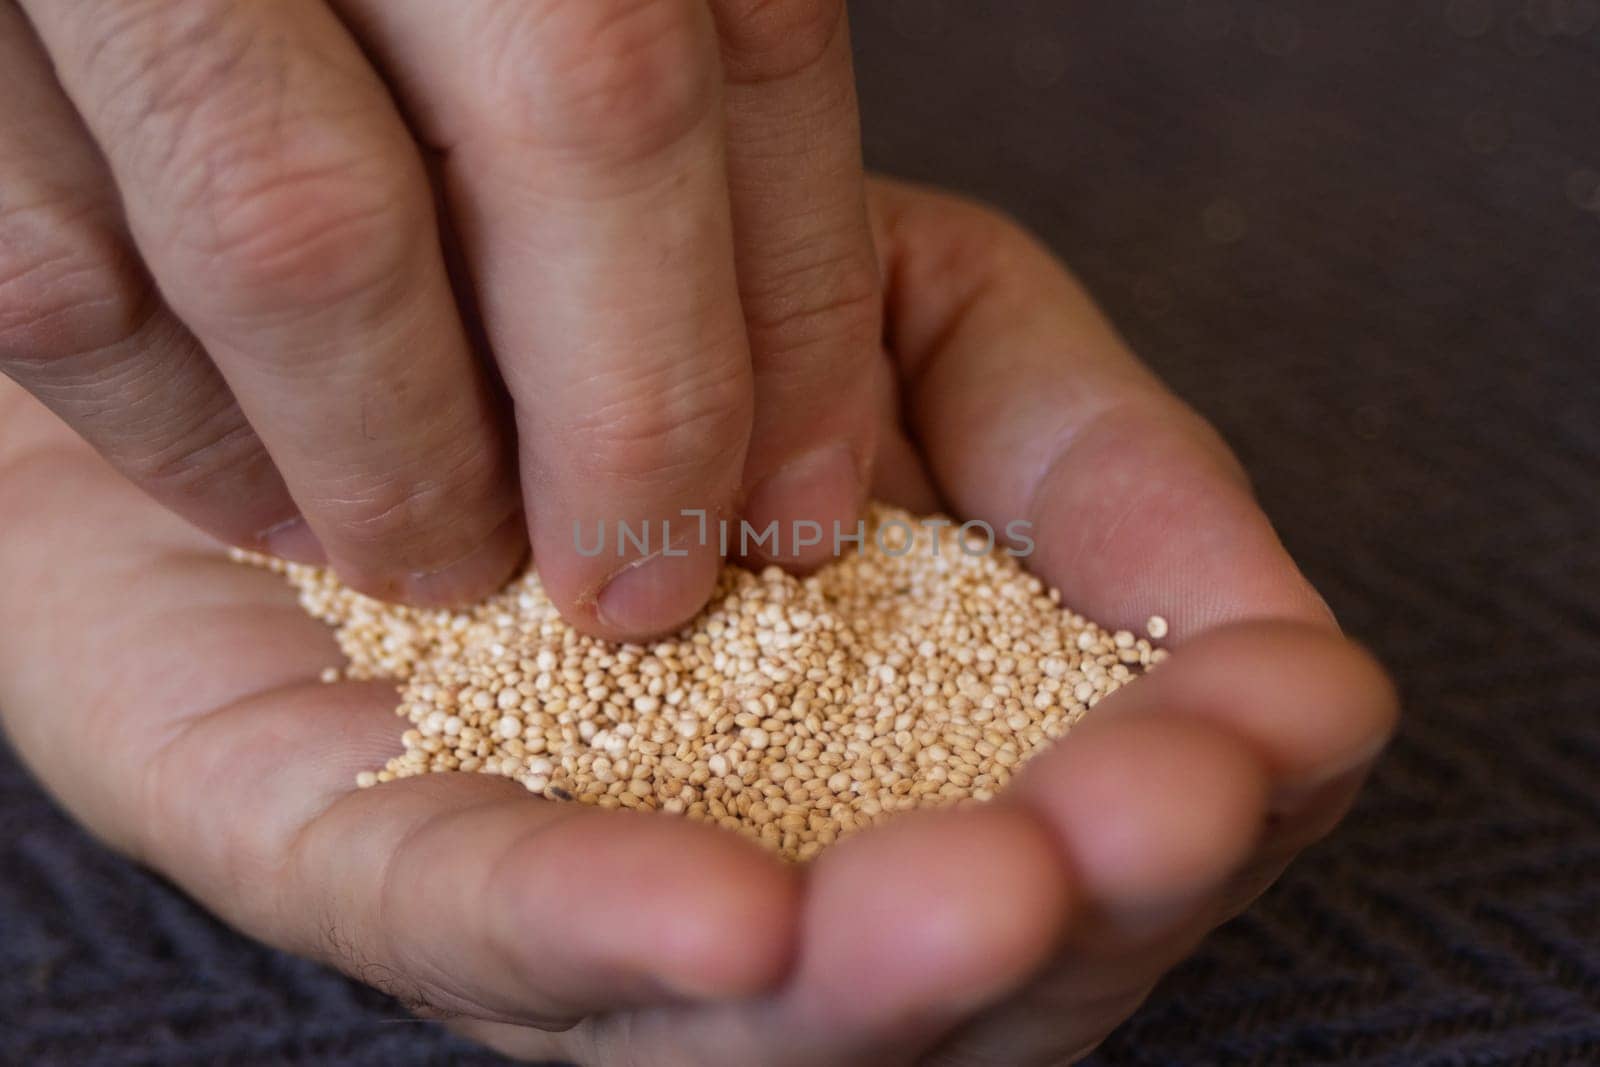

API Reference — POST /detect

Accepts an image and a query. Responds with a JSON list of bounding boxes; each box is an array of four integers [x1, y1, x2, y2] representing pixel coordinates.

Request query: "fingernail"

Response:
[[258, 516, 327, 566], [741, 443, 863, 569], [596, 546, 719, 639], [400, 514, 528, 607]]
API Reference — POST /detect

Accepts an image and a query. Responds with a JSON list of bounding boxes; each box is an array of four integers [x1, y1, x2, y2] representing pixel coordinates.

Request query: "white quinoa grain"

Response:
[[235, 506, 1165, 862]]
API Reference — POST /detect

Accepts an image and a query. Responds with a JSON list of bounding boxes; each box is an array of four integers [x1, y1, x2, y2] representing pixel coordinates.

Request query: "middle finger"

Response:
[[336, 0, 757, 640]]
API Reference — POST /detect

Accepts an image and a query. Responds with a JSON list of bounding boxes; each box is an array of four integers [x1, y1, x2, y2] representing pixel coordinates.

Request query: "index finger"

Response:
[[335, 0, 756, 639]]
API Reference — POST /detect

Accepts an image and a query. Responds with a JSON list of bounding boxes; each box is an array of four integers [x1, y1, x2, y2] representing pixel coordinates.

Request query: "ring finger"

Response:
[[16, 0, 525, 604], [0, 1, 305, 555]]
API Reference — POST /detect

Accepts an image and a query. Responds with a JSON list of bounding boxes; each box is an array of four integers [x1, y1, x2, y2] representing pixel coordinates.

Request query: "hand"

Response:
[[0, 179, 1397, 1065], [0, 0, 881, 636]]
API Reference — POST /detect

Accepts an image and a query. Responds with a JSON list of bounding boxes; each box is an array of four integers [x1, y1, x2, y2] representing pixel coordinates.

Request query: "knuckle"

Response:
[[174, 146, 415, 315], [895, 190, 1024, 307], [0, 203, 155, 370], [79, 2, 236, 110], [568, 364, 751, 484], [124, 415, 266, 504], [471, 0, 717, 164], [924, 194, 1027, 265], [713, 0, 847, 83], [84, 3, 416, 314], [78, 1, 264, 167], [742, 246, 881, 357]]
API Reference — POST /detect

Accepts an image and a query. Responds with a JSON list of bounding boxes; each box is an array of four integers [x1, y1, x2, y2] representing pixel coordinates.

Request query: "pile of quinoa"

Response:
[[236, 506, 1165, 862]]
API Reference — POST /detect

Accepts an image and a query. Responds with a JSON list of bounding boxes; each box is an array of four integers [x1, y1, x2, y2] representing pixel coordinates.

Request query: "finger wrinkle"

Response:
[[136, 676, 350, 871], [714, 0, 848, 86], [883, 226, 1006, 397], [359, 791, 555, 1017], [1018, 397, 1147, 546]]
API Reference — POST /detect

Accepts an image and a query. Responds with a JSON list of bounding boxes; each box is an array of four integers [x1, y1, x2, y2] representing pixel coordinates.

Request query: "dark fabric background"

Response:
[[3, 2, 1597, 1064]]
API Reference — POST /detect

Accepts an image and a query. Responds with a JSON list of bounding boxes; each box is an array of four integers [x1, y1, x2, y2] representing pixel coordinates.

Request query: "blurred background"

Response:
[[3, 1, 1597, 1063]]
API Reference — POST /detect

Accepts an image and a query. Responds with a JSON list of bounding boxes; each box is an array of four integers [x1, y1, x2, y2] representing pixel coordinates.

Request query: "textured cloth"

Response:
[[3, 1, 1598, 1063]]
